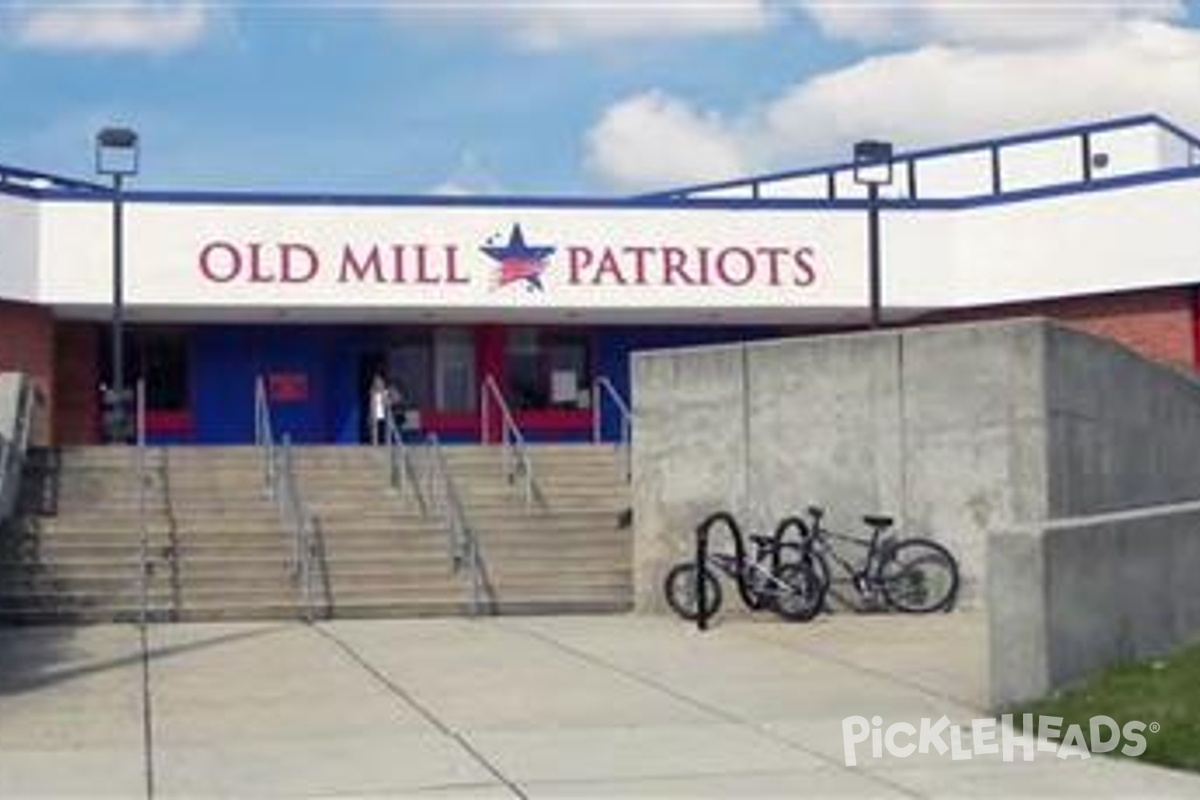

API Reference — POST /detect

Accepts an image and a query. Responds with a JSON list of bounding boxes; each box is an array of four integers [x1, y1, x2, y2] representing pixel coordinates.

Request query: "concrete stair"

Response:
[[0, 442, 632, 623], [0, 446, 298, 623], [289, 444, 632, 617], [437, 444, 632, 614]]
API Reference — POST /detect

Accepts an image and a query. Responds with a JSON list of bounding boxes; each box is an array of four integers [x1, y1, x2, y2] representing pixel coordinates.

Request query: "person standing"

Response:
[[369, 373, 389, 445]]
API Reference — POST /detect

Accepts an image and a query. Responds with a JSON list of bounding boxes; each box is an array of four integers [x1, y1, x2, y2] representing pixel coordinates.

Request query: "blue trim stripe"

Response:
[[1154, 117, 1200, 150], [0, 182, 46, 200], [5, 162, 1200, 213], [1, 113, 1198, 214], [0, 162, 106, 193], [640, 113, 1196, 200], [10, 163, 1197, 213]]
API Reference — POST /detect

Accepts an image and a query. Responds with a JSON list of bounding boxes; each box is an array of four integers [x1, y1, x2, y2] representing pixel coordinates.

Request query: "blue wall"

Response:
[[182, 323, 787, 444], [190, 325, 384, 444]]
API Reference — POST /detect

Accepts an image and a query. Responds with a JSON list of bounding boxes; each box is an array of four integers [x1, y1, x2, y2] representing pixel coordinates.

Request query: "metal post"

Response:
[[136, 379, 146, 629], [480, 385, 489, 445], [592, 383, 601, 443], [111, 172, 126, 441], [867, 182, 882, 329], [96, 126, 138, 443], [696, 522, 709, 632], [854, 139, 891, 330]]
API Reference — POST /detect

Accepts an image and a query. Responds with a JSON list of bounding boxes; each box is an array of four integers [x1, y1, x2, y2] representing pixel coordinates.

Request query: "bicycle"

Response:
[[798, 505, 959, 613], [664, 515, 822, 623]]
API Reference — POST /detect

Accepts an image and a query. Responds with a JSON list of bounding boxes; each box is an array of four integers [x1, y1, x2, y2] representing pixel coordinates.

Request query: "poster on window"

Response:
[[268, 372, 309, 403], [550, 370, 578, 405]]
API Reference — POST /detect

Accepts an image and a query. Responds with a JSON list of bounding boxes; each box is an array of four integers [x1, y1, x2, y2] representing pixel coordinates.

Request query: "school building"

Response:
[[1, 113, 1199, 445]]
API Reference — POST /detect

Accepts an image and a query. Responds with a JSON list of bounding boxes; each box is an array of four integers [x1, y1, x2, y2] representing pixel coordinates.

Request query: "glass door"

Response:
[[434, 327, 477, 414], [386, 336, 433, 419], [381, 326, 478, 438]]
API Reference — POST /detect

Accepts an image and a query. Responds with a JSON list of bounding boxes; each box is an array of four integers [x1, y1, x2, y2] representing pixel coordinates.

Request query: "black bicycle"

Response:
[[664, 513, 821, 623], [799, 505, 959, 613]]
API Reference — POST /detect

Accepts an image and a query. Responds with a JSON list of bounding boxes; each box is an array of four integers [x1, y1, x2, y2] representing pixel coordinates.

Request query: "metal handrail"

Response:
[[422, 433, 485, 615], [14, 380, 35, 456], [480, 375, 534, 508], [384, 410, 425, 513], [254, 376, 275, 492], [254, 376, 318, 620], [135, 379, 149, 628], [592, 375, 633, 481], [0, 376, 38, 526], [275, 435, 319, 621], [0, 435, 11, 524]]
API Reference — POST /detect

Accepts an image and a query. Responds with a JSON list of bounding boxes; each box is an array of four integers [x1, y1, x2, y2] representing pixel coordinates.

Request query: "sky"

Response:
[[1, 1, 1199, 197]]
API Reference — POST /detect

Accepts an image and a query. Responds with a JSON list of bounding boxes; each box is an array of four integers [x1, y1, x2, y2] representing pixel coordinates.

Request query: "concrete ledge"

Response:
[[988, 499, 1200, 708], [0, 372, 21, 440], [0, 372, 29, 523]]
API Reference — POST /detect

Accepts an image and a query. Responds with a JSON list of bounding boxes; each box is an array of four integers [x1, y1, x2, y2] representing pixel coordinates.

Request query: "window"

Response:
[[101, 329, 189, 411], [435, 328, 476, 413], [504, 328, 590, 411], [387, 334, 433, 411], [386, 326, 478, 413]]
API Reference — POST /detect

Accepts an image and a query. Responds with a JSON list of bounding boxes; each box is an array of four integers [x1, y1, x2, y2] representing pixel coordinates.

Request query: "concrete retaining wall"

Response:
[[1046, 328, 1200, 516], [631, 319, 1055, 612], [632, 318, 1200, 616], [989, 501, 1200, 708], [0, 372, 20, 438], [632, 318, 1200, 709], [0, 371, 28, 523]]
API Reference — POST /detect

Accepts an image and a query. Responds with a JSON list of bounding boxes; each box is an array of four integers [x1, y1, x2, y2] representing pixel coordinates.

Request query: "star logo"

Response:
[[481, 223, 555, 293]]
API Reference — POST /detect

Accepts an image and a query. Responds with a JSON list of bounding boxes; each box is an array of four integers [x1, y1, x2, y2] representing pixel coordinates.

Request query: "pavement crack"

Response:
[[309, 622, 527, 800], [139, 622, 156, 800]]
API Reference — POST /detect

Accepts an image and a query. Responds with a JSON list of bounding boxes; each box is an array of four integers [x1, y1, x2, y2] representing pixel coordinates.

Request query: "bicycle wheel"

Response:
[[664, 562, 722, 621], [785, 546, 831, 613], [769, 562, 824, 622], [804, 549, 832, 596], [878, 539, 959, 613]]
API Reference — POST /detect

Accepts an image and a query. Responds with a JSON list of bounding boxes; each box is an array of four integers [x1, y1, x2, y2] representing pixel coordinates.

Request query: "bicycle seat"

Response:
[[863, 514, 893, 529], [749, 534, 776, 550], [807, 505, 825, 519]]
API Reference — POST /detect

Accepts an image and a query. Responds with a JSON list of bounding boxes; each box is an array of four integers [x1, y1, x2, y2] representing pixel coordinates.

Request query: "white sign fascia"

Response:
[[39, 201, 869, 310]]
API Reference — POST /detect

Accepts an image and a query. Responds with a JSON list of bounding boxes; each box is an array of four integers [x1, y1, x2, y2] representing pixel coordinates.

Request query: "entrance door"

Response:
[[387, 340, 432, 407], [433, 328, 476, 417]]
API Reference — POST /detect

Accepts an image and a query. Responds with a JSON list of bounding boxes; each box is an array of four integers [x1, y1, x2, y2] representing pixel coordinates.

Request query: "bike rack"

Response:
[[692, 511, 811, 632], [771, 515, 809, 573]]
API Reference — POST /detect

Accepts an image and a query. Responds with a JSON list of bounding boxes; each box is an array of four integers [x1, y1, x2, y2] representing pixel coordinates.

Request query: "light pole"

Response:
[[95, 127, 139, 443], [853, 139, 893, 329]]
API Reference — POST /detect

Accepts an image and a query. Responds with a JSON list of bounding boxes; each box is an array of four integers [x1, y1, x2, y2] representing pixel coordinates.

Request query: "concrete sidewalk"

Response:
[[0, 613, 1196, 798]]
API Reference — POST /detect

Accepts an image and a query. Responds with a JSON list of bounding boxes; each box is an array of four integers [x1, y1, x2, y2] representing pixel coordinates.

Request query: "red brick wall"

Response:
[[919, 288, 1198, 372], [54, 323, 101, 445], [0, 299, 54, 443]]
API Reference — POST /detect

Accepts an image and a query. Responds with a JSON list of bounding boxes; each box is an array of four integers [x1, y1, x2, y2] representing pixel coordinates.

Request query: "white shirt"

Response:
[[371, 387, 387, 421]]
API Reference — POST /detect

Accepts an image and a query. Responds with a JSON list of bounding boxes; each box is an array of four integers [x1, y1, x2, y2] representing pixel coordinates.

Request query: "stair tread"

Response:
[[9, 444, 633, 622]]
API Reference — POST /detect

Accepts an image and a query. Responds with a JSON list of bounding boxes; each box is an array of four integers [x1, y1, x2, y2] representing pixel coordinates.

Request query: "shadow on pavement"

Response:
[[0, 622, 295, 695]]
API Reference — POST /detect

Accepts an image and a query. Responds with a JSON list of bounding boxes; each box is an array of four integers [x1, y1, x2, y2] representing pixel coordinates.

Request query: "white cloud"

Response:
[[584, 90, 749, 191], [390, 1, 770, 50], [12, 1, 208, 54], [761, 20, 1200, 163], [585, 19, 1200, 191], [798, 0, 1185, 48], [429, 149, 505, 195]]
